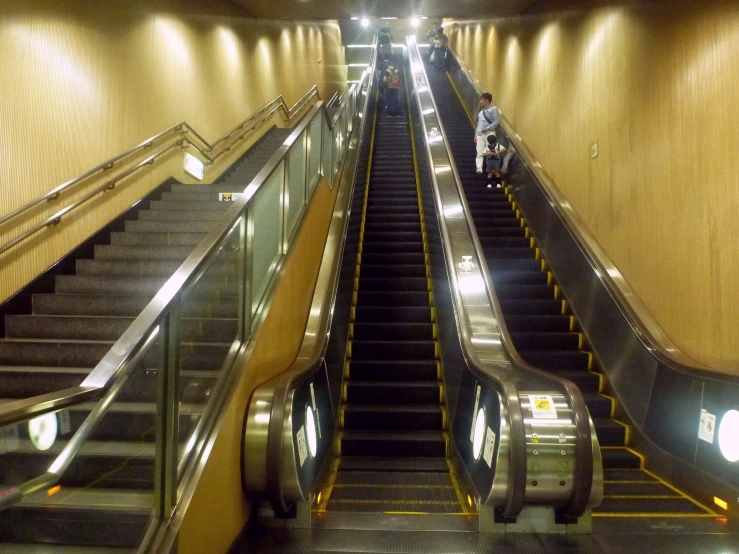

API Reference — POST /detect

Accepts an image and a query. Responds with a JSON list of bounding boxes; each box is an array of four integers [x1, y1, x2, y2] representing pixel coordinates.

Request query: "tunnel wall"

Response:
[[0, 0, 346, 302], [444, 0, 739, 371]]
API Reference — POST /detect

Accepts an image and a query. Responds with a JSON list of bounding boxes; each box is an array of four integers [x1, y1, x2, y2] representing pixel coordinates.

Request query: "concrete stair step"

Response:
[[0, 366, 217, 402], [148, 201, 231, 212], [54, 275, 239, 296], [76, 259, 183, 277], [33, 294, 239, 318], [124, 220, 215, 233], [93, 244, 197, 261], [110, 231, 208, 246], [138, 210, 224, 221], [5, 315, 237, 342], [0, 338, 230, 368]]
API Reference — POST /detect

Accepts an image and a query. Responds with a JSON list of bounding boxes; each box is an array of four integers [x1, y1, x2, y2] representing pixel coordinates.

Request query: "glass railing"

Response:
[[0, 61, 373, 546]]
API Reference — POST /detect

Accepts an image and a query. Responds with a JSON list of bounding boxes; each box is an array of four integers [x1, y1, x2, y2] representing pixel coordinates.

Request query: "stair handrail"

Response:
[[0, 72, 366, 516], [445, 45, 737, 384], [406, 35, 595, 518], [0, 87, 320, 257]]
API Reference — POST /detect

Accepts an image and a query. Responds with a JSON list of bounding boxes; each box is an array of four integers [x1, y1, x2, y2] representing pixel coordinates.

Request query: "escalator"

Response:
[[424, 60, 717, 519], [318, 62, 470, 519]]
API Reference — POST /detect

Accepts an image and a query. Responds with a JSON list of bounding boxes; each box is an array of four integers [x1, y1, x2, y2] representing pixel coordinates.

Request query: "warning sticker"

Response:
[[218, 192, 242, 202], [470, 385, 481, 442], [530, 395, 557, 419], [296, 425, 308, 467], [483, 427, 496, 468], [698, 409, 716, 444]]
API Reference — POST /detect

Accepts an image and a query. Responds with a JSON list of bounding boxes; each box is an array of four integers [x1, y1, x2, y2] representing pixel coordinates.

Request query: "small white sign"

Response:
[[184, 153, 204, 181], [699, 409, 716, 444], [530, 395, 557, 419], [296, 425, 308, 467], [483, 427, 496, 468], [458, 256, 474, 274], [218, 192, 241, 202], [470, 384, 481, 442], [0, 425, 19, 454], [58, 410, 71, 434]]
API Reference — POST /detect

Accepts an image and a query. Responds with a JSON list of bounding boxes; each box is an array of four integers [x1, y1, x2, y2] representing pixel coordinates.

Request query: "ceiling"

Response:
[[230, 0, 541, 19]]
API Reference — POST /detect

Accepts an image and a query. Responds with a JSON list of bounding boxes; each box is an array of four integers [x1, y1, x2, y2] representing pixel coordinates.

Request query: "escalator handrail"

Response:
[[0, 86, 320, 257], [445, 45, 738, 384], [261, 42, 378, 516], [406, 36, 593, 518]]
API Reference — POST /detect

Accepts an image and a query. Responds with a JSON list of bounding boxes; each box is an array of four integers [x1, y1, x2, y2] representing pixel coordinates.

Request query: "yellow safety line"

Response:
[[333, 484, 455, 489], [317, 457, 341, 511], [604, 495, 679, 499], [445, 458, 470, 514], [329, 499, 461, 506], [610, 418, 631, 445], [641, 468, 719, 516], [593, 513, 719, 518]]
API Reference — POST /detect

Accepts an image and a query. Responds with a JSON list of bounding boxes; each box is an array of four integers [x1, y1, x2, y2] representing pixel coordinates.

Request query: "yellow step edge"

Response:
[[348, 323, 354, 340], [525, 227, 530, 238], [569, 315, 575, 331], [436, 360, 442, 380], [600, 394, 616, 417], [530, 237, 535, 248], [541, 259, 549, 271], [534, 247, 541, 260], [430, 306, 436, 323], [610, 418, 631, 445], [577, 333, 584, 350], [586, 351, 593, 370], [561, 299, 567, 315], [641, 468, 719, 516], [553, 284, 559, 299], [601, 446, 646, 469], [344, 360, 351, 378]]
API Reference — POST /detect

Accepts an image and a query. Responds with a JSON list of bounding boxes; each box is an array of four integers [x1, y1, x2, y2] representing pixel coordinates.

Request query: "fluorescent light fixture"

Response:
[[346, 44, 373, 48], [360, 18, 370, 27], [350, 16, 359, 20], [718, 410, 739, 462], [380, 17, 398, 20], [411, 17, 421, 28]]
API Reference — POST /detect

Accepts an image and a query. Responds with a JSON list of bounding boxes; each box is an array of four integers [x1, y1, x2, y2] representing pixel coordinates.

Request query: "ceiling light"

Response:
[[380, 17, 398, 20], [411, 17, 421, 28], [718, 409, 739, 463], [360, 18, 370, 28], [350, 17, 359, 20]]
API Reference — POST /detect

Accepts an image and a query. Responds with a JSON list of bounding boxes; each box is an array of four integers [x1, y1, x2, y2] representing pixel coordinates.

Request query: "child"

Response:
[[482, 134, 507, 188]]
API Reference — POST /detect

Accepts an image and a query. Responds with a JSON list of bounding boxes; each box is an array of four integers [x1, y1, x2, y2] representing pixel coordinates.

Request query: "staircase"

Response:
[[0, 127, 291, 549]]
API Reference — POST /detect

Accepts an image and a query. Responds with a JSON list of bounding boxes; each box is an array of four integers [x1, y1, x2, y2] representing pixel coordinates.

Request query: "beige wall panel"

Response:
[[177, 172, 340, 554], [445, 1, 739, 371], [0, 0, 346, 301]]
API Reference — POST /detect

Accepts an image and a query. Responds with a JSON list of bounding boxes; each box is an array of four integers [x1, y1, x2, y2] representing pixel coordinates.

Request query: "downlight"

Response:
[[28, 413, 58, 451], [473, 407, 486, 460], [411, 17, 421, 28], [718, 409, 739, 463], [306, 405, 318, 458], [360, 18, 370, 28]]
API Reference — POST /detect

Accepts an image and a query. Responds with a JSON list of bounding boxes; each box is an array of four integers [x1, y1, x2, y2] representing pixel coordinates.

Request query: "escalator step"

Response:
[[348, 360, 438, 381], [596, 496, 707, 514], [363, 232, 423, 243], [361, 241, 424, 254], [510, 332, 581, 351], [346, 381, 440, 405], [549, 370, 600, 393], [484, 247, 536, 259], [339, 457, 448, 472], [352, 323, 434, 341], [355, 306, 432, 324], [519, 351, 591, 371], [343, 405, 442, 431], [582, 393, 613, 418], [487, 258, 542, 272], [475, 227, 527, 238], [359, 277, 428, 292], [341, 430, 446, 458], [499, 299, 563, 315], [495, 284, 555, 300], [505, 315, 571, 332], [359, 264, 427, 279], [356, 291, 429, 307], [593, 419, 627, 446], [604, 482, 678, 496], [601, 447, 643, 469], [603, 469, 656, 482], [351, 340, 436, 360], [334, 471, 452, 486]]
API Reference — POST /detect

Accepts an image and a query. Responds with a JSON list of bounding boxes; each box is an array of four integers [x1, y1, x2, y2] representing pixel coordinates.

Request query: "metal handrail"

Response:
[[0, 74, 366, 514], [0, 87, 320, 256], [446, 45, 737, 384], [406, 37, 592, 518]]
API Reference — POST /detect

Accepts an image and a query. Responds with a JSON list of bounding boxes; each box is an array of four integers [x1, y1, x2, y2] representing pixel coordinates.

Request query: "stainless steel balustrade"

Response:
[[241, 37, 601, 526], [405, 35, 600, 520], [0, 87, 320, 256], [444, 44, 739, 504], [0, 66, 370, 542]]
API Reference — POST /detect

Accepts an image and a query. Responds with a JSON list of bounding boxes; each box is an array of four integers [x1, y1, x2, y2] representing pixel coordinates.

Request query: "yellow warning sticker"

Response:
[[529, 395, 557, 419]]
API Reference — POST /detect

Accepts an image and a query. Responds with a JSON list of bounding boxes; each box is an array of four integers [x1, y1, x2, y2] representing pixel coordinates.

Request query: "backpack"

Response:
[[387, 72, 401, 89], [378, 32, 391, 46]]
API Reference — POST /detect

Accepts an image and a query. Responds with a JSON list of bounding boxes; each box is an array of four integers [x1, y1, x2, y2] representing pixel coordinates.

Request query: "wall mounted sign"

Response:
[[184, 153, 204, 181]]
